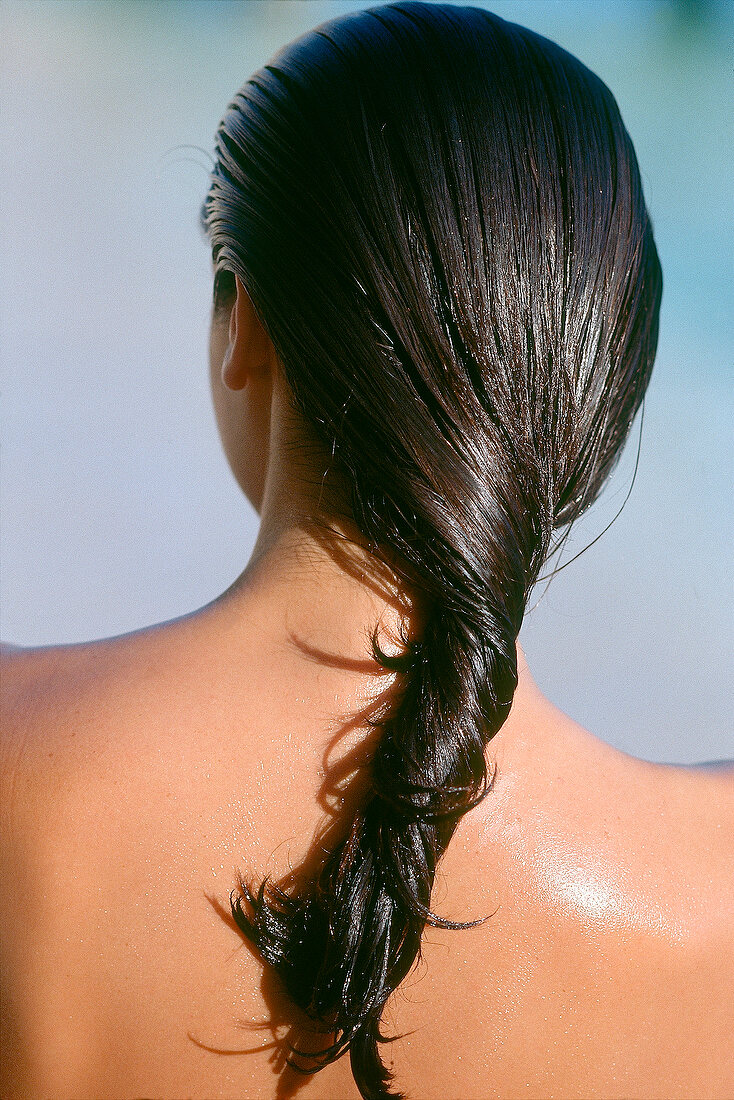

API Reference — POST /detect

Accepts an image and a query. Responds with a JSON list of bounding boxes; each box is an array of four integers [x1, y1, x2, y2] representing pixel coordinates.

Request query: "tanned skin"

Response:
[[2, 281, 732, 1099]]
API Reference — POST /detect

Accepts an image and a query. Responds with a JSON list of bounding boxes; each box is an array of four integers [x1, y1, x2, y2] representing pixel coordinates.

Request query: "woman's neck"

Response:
[[209, 518, 549, 770]]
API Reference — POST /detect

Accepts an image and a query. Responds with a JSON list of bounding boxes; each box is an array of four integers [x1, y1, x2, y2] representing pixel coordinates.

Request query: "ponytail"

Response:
[[204, 3, 662, 1095], [234, 491, 530, 1095]]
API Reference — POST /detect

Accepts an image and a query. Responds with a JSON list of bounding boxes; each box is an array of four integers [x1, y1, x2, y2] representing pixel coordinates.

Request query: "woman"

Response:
[[1, 2, 732, 1098]]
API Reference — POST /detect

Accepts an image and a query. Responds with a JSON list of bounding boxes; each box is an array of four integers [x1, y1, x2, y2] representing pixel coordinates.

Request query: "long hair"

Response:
[[202, 3, 662, 1096]]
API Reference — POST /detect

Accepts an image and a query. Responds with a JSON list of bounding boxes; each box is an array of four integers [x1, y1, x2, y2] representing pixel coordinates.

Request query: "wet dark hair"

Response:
[[202, 2, 662, 1096]]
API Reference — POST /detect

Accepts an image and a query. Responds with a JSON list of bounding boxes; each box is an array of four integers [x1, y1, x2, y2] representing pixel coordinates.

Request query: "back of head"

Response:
[[203, 2, 662, 1095]]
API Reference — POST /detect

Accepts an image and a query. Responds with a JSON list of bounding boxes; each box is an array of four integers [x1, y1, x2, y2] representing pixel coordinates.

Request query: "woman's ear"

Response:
[[221, 275, 275, 391]]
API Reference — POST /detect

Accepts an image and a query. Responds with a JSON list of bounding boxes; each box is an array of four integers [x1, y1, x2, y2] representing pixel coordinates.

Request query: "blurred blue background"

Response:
[[1, 0, 731, 762]]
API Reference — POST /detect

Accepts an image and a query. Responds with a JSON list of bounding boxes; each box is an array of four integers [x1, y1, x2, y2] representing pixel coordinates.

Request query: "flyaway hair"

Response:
[[202, 3, 662, 1096]]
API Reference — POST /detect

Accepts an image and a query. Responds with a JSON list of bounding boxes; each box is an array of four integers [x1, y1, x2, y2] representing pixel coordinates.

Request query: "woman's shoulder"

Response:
[[2, 633, 157, 774], [446, 713, 734, 1005], [1, 638, 141, 889], [0, 626, 206, 857], [0, 608, 306, 900], [493, 719, 734, 932], [1, 639, 100, 790], [388, 721, 734, 1098], [0, 611, 236, 755]]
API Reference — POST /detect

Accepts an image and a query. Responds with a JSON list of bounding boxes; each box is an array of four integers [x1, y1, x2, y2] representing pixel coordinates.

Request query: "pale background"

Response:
[[1, 0, 732, 763]]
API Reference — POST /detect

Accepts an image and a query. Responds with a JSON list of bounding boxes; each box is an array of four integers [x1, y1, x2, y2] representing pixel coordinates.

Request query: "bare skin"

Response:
[[2, 281, 732, 1099]]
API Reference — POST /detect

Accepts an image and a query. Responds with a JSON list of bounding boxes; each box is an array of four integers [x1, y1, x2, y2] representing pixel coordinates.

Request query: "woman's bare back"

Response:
[[8, 3, 732, 1096], [2, 596, 732, 1099]]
